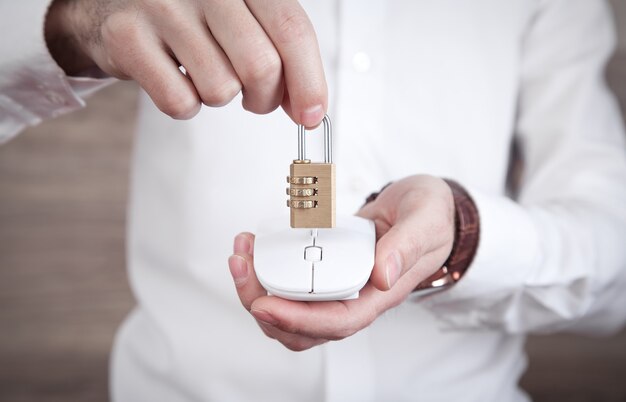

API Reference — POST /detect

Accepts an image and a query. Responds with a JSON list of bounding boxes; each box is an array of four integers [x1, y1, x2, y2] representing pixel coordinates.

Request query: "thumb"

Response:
[[358, 176, 455, 291], [369, 219, 426, 291]]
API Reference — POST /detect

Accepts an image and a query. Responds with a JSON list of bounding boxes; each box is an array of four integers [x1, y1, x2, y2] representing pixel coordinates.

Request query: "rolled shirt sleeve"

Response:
[[421, 0, 626, 335], [0, 0, 114, 143]]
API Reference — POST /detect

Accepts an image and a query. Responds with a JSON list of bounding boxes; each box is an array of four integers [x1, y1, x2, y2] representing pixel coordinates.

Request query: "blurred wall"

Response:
[[613, 0, 626, 52], [0, 83, 137, 402]]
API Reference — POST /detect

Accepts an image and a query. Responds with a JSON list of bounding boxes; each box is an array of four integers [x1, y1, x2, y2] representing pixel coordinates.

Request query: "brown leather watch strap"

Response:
[[364, 179, 480, 293], [438, 179, 480, 284]]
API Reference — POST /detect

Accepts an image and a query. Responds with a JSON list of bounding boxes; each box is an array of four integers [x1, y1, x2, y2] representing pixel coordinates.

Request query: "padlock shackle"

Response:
[[298, 124, 306, 161], [297, 115, 333, 163]]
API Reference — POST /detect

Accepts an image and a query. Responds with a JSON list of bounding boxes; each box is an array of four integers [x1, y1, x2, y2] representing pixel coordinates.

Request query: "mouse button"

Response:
[[253, 230, 313, 293], [316, 228, 367, 248], [255, 249, 312, 293], [335, 215, 375, 235], [312, 233, 375, 293], [258, 261, 312, 293], [313, 258, 371, 294], [255, 228, 311, 252]]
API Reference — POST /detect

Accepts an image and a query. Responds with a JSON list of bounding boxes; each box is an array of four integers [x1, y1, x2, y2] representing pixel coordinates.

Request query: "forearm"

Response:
[[422, 0, 626, 335], [423, 176, 626, 334]]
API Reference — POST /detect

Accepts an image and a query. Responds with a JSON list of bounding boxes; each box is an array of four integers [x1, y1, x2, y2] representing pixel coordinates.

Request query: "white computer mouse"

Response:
[[254, 215, 376, 301]]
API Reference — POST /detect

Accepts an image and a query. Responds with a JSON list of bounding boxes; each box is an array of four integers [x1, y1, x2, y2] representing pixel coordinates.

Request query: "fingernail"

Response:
[[229, 255, 248, 286], [385, 251, 402, 289], [251, 309, 278, 326], [300, 105, 324, 127], [234, 234, 251, 254]]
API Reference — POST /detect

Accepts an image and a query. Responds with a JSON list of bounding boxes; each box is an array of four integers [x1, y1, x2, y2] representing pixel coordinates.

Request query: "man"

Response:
[[2, 0, 626, 401]]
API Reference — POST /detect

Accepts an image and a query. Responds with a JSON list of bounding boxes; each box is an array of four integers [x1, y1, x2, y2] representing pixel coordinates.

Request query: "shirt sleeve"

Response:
[[0, 0, 114, 144], [421, 0, 626, 336]]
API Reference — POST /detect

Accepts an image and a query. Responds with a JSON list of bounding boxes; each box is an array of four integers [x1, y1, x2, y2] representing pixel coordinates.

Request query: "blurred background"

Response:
[[1, 2, 626, 402]]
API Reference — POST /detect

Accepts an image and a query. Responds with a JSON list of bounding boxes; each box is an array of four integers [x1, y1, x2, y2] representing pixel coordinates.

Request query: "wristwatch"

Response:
[[365, 179, 480, 294]]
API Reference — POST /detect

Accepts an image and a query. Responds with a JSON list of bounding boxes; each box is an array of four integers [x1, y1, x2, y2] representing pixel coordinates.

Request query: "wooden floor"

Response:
[[1, 11, 626, 402]]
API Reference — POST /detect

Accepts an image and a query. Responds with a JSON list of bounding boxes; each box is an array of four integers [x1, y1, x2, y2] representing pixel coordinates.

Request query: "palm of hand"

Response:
[[229, 175, 455, 351]]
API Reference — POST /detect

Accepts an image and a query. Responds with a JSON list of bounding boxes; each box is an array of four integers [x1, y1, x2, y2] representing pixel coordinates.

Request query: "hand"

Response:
[[45, 0, 327, 125], [228, 175, 455, 351]]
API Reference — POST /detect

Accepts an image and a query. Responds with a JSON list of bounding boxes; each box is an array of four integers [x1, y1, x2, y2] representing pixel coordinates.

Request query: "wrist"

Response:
[[45, 0, 95, 75]]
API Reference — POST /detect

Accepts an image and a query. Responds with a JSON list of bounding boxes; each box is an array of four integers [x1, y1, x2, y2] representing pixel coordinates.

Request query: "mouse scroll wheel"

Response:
[[304, 246, 323, 262]]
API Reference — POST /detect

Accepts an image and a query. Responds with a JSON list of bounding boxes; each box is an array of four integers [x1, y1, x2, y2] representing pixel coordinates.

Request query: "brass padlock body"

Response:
[[289, 162, 335, 228]]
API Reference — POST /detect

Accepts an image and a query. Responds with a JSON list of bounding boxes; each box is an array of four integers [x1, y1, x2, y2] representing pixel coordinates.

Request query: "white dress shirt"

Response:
[[2, 1, 626, 401]]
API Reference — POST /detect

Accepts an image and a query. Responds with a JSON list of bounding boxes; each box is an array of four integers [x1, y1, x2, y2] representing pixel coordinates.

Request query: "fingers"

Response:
[[247, 283, 417, 348], [244, 0, 328, 126], [228, 253, 323, 351], [98, 12, 201, 119], [250, 285, 384, 340], [158, 7, 242, 107], [229, 232, 326, 351], [229, 233, 266, 311], [91, 1, 326, 123], [203, 0, 284, 115], [257, 321, 327, 352]]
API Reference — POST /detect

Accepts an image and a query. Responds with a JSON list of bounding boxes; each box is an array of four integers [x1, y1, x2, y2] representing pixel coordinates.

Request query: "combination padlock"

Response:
[[286, 115, 336, 228]]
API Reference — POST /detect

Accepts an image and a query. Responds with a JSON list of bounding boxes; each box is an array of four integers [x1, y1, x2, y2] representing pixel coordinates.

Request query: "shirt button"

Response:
[[351, 51, 372, 73]]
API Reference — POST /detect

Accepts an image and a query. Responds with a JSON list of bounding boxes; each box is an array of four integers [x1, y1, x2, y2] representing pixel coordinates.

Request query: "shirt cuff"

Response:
[[0, 0, 114, 144], [416, 187, 542, 330]]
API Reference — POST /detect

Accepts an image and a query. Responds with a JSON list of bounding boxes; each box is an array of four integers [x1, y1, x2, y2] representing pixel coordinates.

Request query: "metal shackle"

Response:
[[297, 114, 333, 163]]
